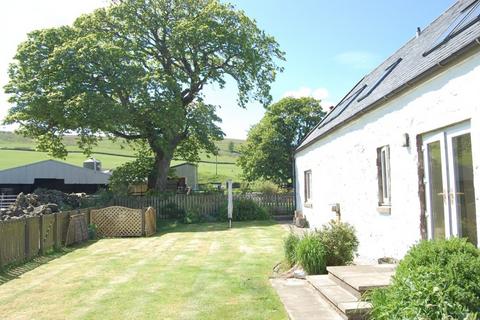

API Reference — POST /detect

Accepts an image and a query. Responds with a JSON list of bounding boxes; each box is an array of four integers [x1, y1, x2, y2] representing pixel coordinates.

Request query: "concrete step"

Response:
[[327, 265, 395, 295], [307, 275, 371, 320]]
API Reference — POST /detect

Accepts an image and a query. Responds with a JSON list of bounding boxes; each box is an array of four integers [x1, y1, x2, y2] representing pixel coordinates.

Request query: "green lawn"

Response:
[[0, 221, 288, 320]]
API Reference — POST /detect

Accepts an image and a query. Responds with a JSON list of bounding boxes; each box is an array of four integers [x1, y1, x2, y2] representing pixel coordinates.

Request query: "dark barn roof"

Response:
[[297, 0, 480, 152]]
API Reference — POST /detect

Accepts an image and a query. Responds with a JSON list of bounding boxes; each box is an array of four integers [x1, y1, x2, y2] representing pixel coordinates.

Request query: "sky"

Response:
[[0, 0, 455, 139]]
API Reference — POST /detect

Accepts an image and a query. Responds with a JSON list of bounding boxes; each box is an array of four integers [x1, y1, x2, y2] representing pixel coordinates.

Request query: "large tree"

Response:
[[238, 97, 325, 186], [4, 0, 284, 191]]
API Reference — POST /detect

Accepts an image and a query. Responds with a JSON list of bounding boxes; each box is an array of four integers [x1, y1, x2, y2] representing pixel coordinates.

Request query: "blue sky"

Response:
[[0, 0, 454, 139]]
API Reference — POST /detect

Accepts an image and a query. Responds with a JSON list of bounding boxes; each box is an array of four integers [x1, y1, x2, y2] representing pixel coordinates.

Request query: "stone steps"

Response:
[[307, 275, 371, 320], [306, 265, 396, 320]]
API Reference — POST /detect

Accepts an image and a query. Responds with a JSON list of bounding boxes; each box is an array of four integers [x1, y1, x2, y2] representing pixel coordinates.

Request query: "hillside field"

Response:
[[0, 132, 244, 184]]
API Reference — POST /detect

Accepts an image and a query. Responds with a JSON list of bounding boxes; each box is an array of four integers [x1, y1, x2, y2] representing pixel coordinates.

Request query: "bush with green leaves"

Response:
[[109, 151, 155, 195], [88, 224, 98, 240], [284, 233, 300, 267], [317, 220, 359, 266], [296, 233, 326, 275], [369, 238, 480, 319], [183, 209, 201, 224], [183, 208, 214, 224], [218, 199, 270, 221]]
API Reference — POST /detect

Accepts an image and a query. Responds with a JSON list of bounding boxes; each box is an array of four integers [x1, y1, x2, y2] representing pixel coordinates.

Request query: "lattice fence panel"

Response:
[[91, 206, 143, 238], [144, 207, 156, 237]]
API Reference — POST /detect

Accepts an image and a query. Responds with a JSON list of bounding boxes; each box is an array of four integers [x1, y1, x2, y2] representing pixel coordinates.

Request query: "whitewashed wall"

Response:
[[295, 52, 480, 263]]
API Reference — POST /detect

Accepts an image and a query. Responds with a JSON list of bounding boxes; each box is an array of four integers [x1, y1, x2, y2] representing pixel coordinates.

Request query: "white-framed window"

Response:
[[377, 145, 391, 206], [304, 170, 312, 204]]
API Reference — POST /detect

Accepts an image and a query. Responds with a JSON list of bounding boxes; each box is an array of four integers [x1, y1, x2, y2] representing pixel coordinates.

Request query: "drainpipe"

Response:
[[292, 149, 297, 213]]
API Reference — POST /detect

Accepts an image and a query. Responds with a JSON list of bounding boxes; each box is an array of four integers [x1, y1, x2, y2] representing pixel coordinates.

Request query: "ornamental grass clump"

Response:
[[284, 232, 300, 267], [368, 238, 480, 320], [296, 233, 326, 275]]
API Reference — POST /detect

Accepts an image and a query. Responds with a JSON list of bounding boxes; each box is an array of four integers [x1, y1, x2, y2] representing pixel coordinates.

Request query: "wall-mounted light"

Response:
[[330, 203, 341, 222], [401, 133, 410, 147]]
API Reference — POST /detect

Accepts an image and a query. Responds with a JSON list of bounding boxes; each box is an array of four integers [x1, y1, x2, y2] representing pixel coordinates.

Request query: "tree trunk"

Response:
[[154, 155, 173, 191], [146, 150, 174, 192], [147, 134, 184, 192]]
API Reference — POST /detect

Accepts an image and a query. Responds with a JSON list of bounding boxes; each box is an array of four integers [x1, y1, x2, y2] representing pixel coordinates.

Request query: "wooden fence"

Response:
[[0, 210, 84, 269], [112, 193, 295, 220]]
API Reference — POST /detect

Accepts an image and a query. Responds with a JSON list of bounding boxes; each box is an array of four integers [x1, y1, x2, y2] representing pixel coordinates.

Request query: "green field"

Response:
[[0, 132, 244, 183]]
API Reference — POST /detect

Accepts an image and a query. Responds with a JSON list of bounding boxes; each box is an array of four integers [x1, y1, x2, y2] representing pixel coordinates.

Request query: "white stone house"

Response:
[[295, 0, 480, 263]]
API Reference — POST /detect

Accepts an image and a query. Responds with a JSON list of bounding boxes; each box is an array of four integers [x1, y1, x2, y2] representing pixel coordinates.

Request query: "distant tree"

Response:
[[109, 150, 155, 195], [4, 0, 284, 191], [238, 97, 325, 186], [228, 141, 235, 153]]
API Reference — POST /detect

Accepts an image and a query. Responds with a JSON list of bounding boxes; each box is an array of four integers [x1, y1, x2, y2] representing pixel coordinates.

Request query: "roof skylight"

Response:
[[320, 84, 367, 127], [424, 0, 480, 56], [357, 58, 402, 102]]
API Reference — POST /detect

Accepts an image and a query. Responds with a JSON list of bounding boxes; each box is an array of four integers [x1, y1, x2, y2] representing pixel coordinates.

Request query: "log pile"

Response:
[[0, 189, 86, 221]]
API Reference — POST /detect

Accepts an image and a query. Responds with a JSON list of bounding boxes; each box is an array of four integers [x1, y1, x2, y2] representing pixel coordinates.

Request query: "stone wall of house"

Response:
[[295, 51, 480, 263]]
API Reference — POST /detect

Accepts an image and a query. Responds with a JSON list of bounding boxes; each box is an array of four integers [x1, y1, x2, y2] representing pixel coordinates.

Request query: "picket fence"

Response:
[[112, 193, 295, 220]]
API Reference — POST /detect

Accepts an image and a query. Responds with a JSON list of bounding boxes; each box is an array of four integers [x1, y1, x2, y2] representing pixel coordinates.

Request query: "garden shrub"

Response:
[[183, 210, 201, 224], [88, 224, 98, 240], [369, 238, 480, 320], [317, 220, 359, 266], [284, 233, 300, 267], [296, 233, 326, 274], [218, 199, 270, 221], [109, 152, 154, 196], [183, 208, 214, 224]]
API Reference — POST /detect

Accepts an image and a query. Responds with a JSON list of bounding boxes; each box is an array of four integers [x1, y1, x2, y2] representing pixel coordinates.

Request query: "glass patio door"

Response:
[[423, 122, 477, 245]]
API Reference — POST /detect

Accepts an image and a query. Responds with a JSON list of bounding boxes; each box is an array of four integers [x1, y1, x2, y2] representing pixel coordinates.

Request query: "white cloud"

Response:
[[334, 50, 380, 70], [283, 87, 329, 100], [282, 87, 336, 110]]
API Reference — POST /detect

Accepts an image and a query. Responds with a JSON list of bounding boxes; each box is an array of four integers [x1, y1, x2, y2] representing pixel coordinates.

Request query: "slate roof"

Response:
[[297, 0, 480, 152]]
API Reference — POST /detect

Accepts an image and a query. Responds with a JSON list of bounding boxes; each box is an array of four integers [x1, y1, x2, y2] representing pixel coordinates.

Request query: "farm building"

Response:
[[128, 162, 199, 195], [295, 0, 480, 263], [171, 162, 198, 191], [0, 159, 111, 194]]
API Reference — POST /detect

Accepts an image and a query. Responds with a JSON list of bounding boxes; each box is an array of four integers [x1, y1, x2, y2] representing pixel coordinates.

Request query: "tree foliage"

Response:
[[109, 150, 155, 195], [4, 0, 284, 190], [238, 97, 325, 186]]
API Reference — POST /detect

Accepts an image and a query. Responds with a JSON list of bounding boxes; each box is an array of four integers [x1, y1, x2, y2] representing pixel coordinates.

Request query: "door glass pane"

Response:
[[452, 133, 477, 244], [428, 141, 446, 239]]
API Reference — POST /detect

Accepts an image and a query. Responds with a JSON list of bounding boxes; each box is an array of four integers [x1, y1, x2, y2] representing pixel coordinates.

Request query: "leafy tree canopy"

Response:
[[238, 97, 325, 186], [4, 0, 284, 190]]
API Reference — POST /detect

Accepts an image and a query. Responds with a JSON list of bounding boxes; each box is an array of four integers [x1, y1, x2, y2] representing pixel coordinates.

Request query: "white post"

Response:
[[227, 179, 233, 228]]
